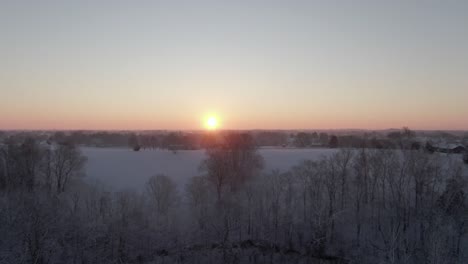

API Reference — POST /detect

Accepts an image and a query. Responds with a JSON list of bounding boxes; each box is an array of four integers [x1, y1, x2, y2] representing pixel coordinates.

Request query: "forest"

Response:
[[0, 133, 467, 264]]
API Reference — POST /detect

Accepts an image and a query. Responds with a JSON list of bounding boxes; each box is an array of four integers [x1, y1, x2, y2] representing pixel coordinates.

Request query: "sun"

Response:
[[205, 116, 219, 130]]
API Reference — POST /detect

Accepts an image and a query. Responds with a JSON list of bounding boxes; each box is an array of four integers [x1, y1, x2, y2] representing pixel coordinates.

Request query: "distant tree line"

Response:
[[1, 128, 465, 153]]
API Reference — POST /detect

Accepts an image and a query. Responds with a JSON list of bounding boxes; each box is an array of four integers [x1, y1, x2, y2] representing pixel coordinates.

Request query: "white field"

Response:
[[82, 147, 338, 191]]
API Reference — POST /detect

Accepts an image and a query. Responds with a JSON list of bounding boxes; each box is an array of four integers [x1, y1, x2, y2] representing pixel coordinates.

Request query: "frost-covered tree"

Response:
[[146, 174, 178, 216], [50, 143, 86, 193], [200, 132, 263, 201], [1, 142, 467, 263]]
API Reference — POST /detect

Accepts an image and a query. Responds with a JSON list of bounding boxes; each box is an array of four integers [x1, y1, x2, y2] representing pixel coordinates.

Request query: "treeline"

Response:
[[1, 134, 467, 263], [1, 128, 445, 151]]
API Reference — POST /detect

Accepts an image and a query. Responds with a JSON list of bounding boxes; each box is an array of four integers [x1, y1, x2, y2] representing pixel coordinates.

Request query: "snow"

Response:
[[83, 147, 468, 191], [82, 147, 338, 191]]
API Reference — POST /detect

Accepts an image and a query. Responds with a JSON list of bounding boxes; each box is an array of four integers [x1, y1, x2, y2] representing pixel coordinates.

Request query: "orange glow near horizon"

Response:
[[1, 109, 468, 131]]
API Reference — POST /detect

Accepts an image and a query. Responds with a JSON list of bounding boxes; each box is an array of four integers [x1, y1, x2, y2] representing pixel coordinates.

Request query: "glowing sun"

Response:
[[205, 116, 219, 130]]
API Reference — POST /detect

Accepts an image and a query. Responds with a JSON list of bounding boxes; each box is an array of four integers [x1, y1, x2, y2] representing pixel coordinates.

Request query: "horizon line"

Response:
[[1, 128, 467, 132]]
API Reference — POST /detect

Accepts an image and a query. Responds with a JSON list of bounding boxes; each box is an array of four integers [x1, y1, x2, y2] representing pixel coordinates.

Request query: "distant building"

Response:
[[433, 143, 466, 154], [451, 145, 467, 154]]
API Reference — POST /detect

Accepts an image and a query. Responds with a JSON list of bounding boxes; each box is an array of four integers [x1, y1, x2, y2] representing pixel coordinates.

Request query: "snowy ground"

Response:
[[82, 147, 338, 191]]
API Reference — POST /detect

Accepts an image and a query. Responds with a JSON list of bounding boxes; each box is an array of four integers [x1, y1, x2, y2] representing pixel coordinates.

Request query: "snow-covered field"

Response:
[[82, 147, 338, 191]]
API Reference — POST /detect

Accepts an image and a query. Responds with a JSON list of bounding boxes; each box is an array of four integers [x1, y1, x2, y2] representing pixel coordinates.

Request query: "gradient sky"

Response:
[[1, 0, 467, 130]]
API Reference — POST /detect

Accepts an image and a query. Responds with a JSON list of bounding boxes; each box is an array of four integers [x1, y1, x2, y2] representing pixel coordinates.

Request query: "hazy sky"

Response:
[[1, 0, 467, 130]]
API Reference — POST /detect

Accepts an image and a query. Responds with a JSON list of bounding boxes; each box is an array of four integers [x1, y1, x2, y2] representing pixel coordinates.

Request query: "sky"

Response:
[[1, 0, 467, 130]]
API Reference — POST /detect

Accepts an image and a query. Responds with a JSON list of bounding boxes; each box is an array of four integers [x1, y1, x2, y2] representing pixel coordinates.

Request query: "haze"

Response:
[[1, 0, 468, 130]]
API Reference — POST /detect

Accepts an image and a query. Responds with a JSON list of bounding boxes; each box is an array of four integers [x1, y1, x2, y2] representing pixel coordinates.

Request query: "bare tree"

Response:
[[50, 143, 86, 193], [186, 176, 212, 231], [333, 149, 353, 210], [0, 138, 43, 191], [200, 148, 231, 202], [200, 133, 263, 202], [146, 174, 178, 216], [437, 164, 467, 258]]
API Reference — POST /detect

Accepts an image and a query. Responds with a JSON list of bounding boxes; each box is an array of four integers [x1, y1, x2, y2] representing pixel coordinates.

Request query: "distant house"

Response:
[[452, 145, 467, 154], [434, 143, 466, 154]]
